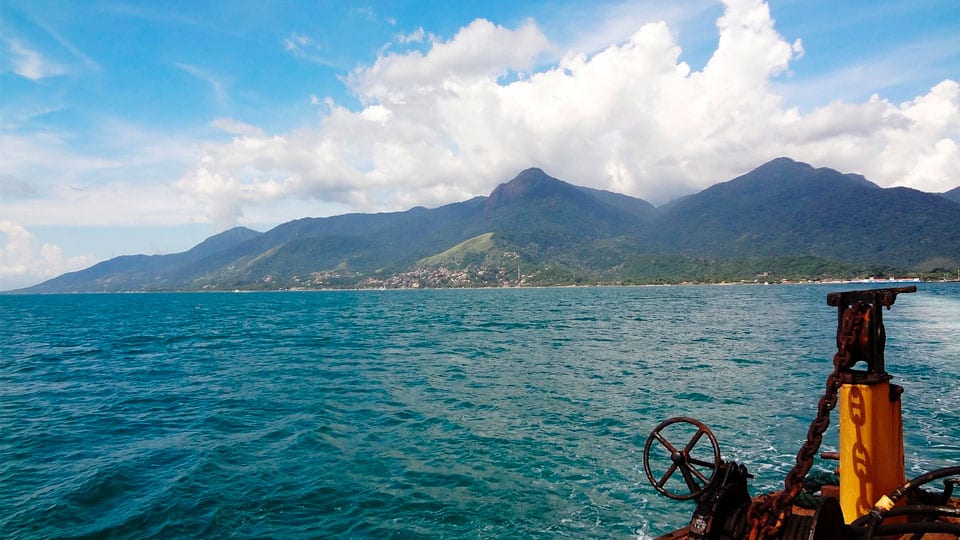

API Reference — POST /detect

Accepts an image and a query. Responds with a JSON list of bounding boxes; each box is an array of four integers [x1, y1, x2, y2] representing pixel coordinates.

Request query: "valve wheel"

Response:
[[643, 416, 722, 500]]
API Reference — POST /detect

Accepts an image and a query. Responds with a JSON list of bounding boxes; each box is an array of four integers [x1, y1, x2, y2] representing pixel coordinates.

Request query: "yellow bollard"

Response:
[[838, 381, 905, 523]]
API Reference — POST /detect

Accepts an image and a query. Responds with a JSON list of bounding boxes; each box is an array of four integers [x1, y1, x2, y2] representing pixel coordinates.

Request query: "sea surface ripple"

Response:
[[2, 284, 958, 539]]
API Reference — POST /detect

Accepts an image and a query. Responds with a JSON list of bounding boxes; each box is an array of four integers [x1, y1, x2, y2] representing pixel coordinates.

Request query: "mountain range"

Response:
[[13, 157, 960, 292]]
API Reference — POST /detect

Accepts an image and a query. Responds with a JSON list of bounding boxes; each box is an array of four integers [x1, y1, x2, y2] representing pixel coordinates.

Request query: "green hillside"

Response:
[[11, 159, 960, 293]]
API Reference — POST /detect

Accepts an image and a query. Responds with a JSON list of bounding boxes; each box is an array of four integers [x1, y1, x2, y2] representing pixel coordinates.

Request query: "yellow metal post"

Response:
[[838, 381, 905, 523]]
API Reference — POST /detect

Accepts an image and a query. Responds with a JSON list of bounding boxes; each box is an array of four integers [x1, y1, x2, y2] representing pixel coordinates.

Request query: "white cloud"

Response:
[[0, 221, 95, 290], [3, 37, 67, 80], [1, 116, 202, 190], [779, 33, 960, 110], [284, 33, 313, 51], [0, 180, 203, 227], [348, 18, 551, 103], [173, 62, 227, 102], [359, 104, 392, 124], [0, 175, 40, 200], [778, 80, 960, 193], [0, 131, 119, 184], [282, 32, 340, 68], [34, 17, 100, 72], [396, 27, 427, 44], [354, 7, 376, 22], [175, 0, 960, 227], [211, 117, 265, 137], [548, 0, 718, 60], [0, 121, 205, 229]]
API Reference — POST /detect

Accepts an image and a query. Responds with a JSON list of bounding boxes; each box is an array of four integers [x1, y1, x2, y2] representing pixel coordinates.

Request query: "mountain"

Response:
[[23, 226, 263, 293], [11, 159, 960, 292], [17, 169, 651, 292], [942, 186, 960, 204], [654, 157, 960, 267]]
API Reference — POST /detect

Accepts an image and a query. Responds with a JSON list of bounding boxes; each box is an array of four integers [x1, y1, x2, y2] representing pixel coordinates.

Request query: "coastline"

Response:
[[5, 276, 956, 295]]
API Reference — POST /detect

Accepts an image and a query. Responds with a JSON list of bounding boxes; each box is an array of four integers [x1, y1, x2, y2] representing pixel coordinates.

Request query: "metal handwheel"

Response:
[[643, 416, 722, 501]]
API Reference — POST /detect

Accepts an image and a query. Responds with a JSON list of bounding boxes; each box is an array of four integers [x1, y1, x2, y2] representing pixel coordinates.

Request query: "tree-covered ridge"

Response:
[[12, 159, 960, 293], [942, 186, 960, 204]]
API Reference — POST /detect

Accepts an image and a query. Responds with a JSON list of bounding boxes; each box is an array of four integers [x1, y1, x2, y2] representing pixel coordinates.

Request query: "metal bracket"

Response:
[[826, 286, 916, 383]]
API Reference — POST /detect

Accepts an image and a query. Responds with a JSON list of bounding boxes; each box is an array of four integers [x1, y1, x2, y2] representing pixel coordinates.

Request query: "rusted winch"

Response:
[[642, 287, 960, 539]]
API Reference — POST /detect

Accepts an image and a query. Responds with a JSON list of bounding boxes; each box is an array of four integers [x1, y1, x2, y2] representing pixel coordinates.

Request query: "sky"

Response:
[[1, 0, 959, 290]]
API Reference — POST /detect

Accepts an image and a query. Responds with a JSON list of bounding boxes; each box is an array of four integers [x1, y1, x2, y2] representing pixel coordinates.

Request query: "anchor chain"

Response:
[[745, 303, 866, 539]]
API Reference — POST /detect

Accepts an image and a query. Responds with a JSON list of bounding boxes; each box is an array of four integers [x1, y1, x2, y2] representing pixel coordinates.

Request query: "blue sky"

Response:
[[2, 0, 959, 289]]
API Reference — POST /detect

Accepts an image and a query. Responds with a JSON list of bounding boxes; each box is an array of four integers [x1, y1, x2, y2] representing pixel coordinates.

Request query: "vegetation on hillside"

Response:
[[12, 159, 960, 293]]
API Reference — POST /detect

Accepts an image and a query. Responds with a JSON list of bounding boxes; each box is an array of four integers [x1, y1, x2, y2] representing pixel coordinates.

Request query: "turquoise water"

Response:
[[2, 284, 958, 539]]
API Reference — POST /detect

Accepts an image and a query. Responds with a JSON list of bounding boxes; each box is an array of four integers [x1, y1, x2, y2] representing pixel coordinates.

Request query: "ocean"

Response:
[[2, 284, 958, 539]]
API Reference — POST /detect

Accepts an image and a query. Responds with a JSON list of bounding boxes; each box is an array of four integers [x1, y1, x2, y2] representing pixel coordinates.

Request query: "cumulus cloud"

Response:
[[0, 221, 95, 290], [348, 18, 550, 103], [175, 0, 960, 227], [778, 80, 960, 192]]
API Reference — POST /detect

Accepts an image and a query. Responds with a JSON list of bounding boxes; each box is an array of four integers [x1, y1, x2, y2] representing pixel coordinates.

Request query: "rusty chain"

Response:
[[745, 303, 867, 539]]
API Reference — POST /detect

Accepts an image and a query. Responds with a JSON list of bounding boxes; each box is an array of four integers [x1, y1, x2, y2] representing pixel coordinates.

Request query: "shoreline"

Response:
[[5, 277, 956, 296]]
